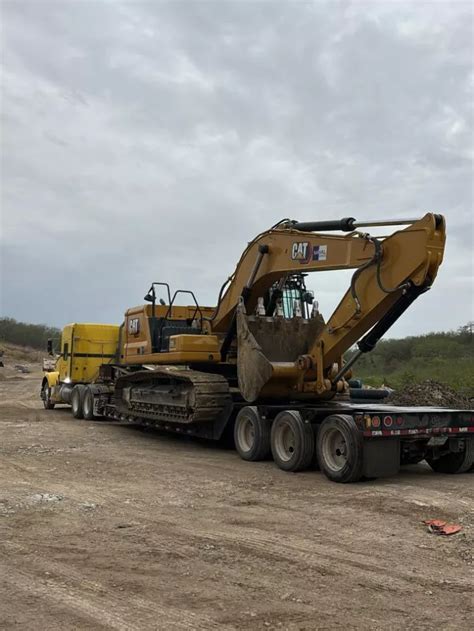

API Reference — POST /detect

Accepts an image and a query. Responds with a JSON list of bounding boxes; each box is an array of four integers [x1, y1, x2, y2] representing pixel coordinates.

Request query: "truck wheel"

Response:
[[41, 381, 55, 410], [71, 385, 86, 419], [82, 387, 96, 420], [271, 410, 314, 472], [234, 406, 271, 461], [317, 414, 364, 483], [426, 438, 474, 474]]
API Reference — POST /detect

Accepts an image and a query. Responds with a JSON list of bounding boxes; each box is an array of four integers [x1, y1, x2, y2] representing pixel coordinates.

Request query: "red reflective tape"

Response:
[[363, 425, 474, 438]]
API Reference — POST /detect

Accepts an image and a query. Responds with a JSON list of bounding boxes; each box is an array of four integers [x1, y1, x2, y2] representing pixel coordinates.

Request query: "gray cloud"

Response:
[[1, 0, 473, 337]]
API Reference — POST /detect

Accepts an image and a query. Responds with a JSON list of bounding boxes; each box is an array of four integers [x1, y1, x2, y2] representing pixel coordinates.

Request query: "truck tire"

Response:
[[82, 387, 96, 420], [426, 438, 474, 474], [71, 385, 86, 419], [271, 410, 314, 472], [234, 406, 271, 461], [41, 381, 55, 410], [317, 414, 364, 483]]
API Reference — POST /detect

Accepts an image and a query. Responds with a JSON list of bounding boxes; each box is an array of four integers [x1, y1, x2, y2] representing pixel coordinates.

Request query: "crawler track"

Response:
[[114, 367, 232, 425]]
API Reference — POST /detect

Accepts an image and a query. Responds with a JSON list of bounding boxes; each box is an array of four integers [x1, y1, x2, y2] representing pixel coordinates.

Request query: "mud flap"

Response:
[[363, 439, 400, 478]]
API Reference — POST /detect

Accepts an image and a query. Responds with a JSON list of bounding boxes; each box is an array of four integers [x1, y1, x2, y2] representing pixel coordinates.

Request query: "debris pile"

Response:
[[385, 380, 471, 408]]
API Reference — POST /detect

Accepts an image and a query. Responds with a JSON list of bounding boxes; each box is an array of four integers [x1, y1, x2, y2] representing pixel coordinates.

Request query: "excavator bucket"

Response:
[[236, 307, 273, 402], [236, 304, 325, 402]]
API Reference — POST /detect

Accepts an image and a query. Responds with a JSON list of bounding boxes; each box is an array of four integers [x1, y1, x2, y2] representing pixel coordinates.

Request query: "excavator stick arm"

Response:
[[316, 212, 445, 369]]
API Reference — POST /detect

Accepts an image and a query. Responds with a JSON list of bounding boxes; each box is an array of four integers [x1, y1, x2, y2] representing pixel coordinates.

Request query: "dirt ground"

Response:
[[0, 368, 473, 630]]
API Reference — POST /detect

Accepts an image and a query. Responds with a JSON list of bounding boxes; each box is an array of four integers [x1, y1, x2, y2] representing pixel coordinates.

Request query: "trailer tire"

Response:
[[41, 380, 55, 410], [426, 438, 474, 474], [82, 387, 96, 420], [71, 385, 86, 419], [317, 414, 364, 483], [234, 407, 271, 461], [271, 410, 314, 472]]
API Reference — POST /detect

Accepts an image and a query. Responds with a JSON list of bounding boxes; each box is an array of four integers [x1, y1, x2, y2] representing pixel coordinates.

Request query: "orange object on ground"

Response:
[[423, 519, 462, 536], [423, 519, 446, 528]]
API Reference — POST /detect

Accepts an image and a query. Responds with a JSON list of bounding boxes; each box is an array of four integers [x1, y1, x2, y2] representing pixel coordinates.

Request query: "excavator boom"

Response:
[[210, 213, 445, 400]]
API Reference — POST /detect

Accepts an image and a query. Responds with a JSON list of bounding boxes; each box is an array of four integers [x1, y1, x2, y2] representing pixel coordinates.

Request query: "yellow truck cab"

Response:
[[41, 323, 120, 409]]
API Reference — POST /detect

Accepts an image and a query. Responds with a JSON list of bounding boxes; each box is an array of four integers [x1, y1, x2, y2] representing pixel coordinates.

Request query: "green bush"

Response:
[[347, 323, 474, 395], [0, 317, 60, 350]]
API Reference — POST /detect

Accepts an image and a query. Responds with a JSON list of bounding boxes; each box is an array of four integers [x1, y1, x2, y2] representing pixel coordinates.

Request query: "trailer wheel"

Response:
[[426, 438, 474, 474], [71, 385, 86, 419], [82, 387, 96, 420], [41, 381, 55, 410], [234, 407, 270, 461], [317, 414, 364, 483], [271, 410, 314, 472]]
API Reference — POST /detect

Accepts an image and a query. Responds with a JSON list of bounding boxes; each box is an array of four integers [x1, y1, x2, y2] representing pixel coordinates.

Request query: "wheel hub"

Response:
[[274, 422, 296, 462], [322, 427, 348, 472], [238, 417, 255, 452]]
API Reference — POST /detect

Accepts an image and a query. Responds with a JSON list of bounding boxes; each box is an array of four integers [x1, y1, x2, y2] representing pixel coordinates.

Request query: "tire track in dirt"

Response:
[[2, 368, 473, 629], [2, 432, 472, 597], [136, 512, 473, 594], [0, 545, 229, 631]]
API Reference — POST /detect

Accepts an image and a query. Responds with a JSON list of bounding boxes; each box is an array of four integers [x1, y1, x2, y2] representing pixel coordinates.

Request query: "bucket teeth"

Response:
[[293, 300, 302, 318], [273, 298, 284, 317], [256, 297, 266, 316]]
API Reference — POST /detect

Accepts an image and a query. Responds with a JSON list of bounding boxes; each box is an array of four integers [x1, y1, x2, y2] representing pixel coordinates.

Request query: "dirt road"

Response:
[[1, 370, 473, 630]]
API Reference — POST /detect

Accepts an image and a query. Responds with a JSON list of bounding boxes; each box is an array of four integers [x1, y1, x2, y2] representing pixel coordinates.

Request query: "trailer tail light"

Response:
[[396, 416, 404, 427], [371, 415, 381, 428], [384, 415, 393, 427]]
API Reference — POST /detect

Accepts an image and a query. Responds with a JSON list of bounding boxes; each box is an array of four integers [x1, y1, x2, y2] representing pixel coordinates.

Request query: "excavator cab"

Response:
[[143, 283, 204, 353], [122, 283, 217, 362]]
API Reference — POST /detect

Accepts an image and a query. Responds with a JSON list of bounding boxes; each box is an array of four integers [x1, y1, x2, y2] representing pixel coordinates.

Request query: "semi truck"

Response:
[[41, 213, 474, 482]]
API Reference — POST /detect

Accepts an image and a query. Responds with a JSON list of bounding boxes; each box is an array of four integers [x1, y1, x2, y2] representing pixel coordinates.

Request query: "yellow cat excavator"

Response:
[[42, 213, 474, 482]]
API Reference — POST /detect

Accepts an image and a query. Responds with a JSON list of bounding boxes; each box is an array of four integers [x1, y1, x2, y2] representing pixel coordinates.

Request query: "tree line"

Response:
[[0, 317, 60, 350], [348, 323, 473, 394]]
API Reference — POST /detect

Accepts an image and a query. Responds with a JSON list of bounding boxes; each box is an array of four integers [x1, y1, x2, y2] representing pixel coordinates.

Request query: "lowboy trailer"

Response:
[[41, 322, 474, 483]]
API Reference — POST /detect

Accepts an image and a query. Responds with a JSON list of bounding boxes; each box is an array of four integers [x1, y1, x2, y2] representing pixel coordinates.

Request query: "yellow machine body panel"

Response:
[[55, 323, 120, 384], [122, 304, 217, 364]]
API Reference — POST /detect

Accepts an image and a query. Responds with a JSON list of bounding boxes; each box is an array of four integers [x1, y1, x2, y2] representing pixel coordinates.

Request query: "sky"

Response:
[[1, 0, 473, 337]]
